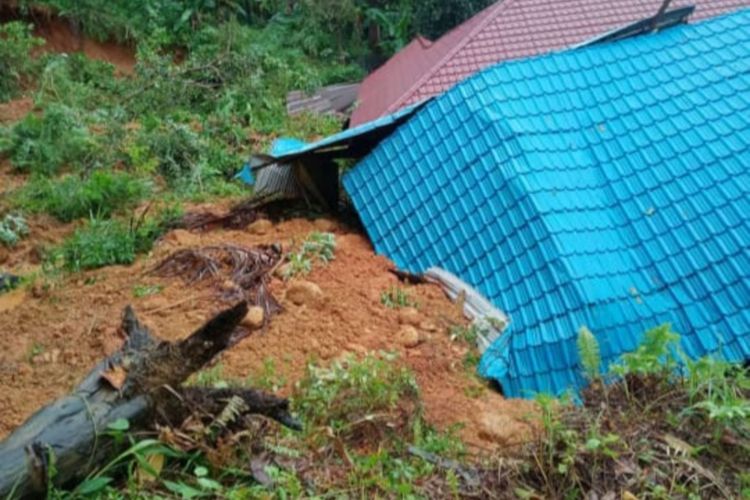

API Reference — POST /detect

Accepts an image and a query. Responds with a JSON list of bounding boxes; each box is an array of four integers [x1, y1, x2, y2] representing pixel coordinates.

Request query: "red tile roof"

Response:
[[350, 0, 749, 126]]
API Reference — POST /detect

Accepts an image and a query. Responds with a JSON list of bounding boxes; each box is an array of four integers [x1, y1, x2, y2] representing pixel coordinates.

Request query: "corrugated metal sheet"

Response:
[[343, 10, 750, 397], [351, 0, 750, 127], [265, 102, 426, 164], [287, 83, 360, 117]]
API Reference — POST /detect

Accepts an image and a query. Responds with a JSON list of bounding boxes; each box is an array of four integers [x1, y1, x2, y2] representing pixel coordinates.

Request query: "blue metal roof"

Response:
[[343, 10, 750, 398], [265, 102, 427, 163]]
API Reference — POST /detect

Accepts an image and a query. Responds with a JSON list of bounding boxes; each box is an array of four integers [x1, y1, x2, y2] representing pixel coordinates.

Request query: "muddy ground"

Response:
[[0, 189, 535, 451]]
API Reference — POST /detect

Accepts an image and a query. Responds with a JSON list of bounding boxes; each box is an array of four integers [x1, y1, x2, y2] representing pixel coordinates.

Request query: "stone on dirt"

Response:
[[285, 280, 323, 306], [163, 229, 194, 246], [221, 280, 240, 293], [274, 263, 291, 279], [397, 307, 421, 326], [248, 219, 273, 235], [419, 320, 439, 332], [313, 218, 336, 232], [398, 325, 421, 348], [241, 306, 265, 329]]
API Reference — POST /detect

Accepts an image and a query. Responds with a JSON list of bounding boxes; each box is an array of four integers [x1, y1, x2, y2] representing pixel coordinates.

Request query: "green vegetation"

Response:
[[15, 171, 151, 222], [504, 324, 750, 498], [51, 208, 180, 272], [0, 22, 43, 101], [47, 354, 468, 498], [25, 325, 750, 498], [0, 213, 29, 247], [1, 103, 100, 175], [283, 231, 336, 278], [380, 285, 418, 309], [132, 283, 163, 298]]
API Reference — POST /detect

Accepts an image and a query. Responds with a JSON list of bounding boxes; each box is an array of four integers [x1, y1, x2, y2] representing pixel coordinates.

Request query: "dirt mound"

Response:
[[0, 215, 535, 449], [0, 6, 135, 74], [33, 17, 135, 74]]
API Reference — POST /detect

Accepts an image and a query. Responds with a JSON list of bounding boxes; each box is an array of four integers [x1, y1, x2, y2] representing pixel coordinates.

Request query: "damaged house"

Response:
[[250, 9, 750, 397]]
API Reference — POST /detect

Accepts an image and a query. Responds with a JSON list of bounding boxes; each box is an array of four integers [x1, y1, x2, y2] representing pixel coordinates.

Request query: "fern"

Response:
[[214, 396, 248, 430], [577, 326, 601, 381], [615, 324, 680, 376]]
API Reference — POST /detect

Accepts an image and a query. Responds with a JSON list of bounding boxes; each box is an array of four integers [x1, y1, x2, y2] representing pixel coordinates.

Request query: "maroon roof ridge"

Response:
[[385, 0, 510, 115], [350, 0, 750, 127]]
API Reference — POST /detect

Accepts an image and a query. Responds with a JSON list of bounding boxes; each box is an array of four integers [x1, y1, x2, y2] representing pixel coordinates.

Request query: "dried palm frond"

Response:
[[151, 244, 283, 323]]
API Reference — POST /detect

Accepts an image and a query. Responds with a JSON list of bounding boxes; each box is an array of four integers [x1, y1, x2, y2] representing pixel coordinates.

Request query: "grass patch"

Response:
[[15, 170, 152, 222], [380, 285, 418, 309], [1, 103, 100, 176], [51, 207, 180, 272], [0, 22, 43, 102], [482, 325, 750, 498], [132, 283, 163, 298], [283, 231, 336, 279]]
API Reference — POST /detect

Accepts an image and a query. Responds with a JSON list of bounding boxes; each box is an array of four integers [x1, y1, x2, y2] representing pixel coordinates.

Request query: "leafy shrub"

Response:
[[16, 170, 151, 222], [2, 104, 99, 175], [53, 208, 180, 271], [293, 354, 420, 446], [0, 22, 44, 101], [512, 326, 750, 499], [283, 231, 336, 279], [0, 213, 29, 247], [36, 53, 121, 110]]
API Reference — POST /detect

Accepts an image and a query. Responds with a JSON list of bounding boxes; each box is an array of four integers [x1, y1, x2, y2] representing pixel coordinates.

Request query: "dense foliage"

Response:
[[0, 22, 43, 101]]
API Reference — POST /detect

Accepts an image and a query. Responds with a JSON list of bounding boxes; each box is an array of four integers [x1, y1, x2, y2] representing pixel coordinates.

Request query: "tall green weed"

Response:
[[15, 170, 151, 222], [0, 22, 43, 101], [2, 104, 99, 175], [52, 207, 180, 271]]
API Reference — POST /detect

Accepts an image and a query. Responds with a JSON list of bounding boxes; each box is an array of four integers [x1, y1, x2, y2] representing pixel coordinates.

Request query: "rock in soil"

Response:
[[241, 306, 265, 329], [274, 263, 291, 279], [285, 280, 323, 306], [419, 320, 439, 332], [221, 280, 240, 293], [313, 218, 337, 232], [398, 307, 422, 326], [248, 219, 273, 235], [398, 325, 421, 348]]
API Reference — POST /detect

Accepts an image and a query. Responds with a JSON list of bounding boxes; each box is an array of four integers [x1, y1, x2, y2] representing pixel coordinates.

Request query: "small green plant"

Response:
[[191, 363, 230, 389], [300, 231, 336, 263], [612, 323, 680, 376], [380, 286, 418, 309], [16, 171, 152, 222], [246, 358, 287, 392], [449, 324, 479, 345], [294, 353, 420, 443], [0, 213, 29, 247], [132, 283, 164, 298], [3, 103, 100, 176], [687, 356, 750, 434], [283, 231, 336, 279], [52, 208, 179, 272], [0, 22, 44, 101], [27, 341, 45, 361], [577, 326, 602, 381], [284, 251, 312, 278]]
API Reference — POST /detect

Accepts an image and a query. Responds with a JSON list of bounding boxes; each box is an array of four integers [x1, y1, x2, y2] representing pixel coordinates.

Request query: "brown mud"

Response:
[[0, 213, 535, 450]]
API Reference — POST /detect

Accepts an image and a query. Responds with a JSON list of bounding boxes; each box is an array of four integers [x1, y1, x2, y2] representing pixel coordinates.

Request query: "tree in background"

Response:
[[412, 0, 495, 40]]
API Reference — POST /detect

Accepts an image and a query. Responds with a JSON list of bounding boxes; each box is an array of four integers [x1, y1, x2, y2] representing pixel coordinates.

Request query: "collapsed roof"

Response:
[[343, 9, 750, 397]]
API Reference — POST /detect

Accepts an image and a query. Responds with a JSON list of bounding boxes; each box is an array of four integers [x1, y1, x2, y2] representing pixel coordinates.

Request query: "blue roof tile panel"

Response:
[[343, 10, 750, 398]]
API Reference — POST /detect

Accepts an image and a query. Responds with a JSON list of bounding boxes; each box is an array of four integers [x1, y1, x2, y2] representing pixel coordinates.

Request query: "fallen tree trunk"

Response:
[[0, 302, 297, 499]]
